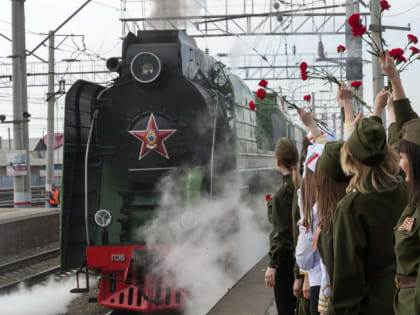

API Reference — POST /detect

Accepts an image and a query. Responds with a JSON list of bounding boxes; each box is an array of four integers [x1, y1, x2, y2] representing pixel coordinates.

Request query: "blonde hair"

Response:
[[340, 142, 400, 193], [275, 138, 301, 188]]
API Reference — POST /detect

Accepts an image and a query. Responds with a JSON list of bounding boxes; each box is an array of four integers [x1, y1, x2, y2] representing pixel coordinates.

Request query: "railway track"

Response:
[[0, 248, 60, 294]]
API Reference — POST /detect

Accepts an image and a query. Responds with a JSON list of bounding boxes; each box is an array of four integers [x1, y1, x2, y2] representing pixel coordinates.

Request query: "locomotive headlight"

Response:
[[94, 209, 112, 228], [131, 52, 162, 83]]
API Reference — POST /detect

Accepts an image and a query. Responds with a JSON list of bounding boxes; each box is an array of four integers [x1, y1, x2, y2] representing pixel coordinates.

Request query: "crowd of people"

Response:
[[265, 50, 420, 315]]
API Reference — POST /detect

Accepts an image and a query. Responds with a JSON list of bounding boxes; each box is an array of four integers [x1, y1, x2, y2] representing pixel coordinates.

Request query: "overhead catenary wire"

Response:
[[385, 1, 420, 18]]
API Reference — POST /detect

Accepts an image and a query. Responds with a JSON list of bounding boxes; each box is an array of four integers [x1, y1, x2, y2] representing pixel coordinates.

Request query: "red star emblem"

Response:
[[129, 113, 176, 160]]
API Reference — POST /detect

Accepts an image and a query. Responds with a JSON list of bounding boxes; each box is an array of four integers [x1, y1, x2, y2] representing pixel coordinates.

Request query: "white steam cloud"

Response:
[[149, 0, 205, 29], [137, 171, 269, 314], [0, 277, 80, 315]]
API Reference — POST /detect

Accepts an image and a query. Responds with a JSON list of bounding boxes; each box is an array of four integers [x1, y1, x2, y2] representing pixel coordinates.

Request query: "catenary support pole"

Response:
[[11, 0, 31, 208], [45, 31, 55, 207], [345, 0, 363, 117], [370, 0, 386, 125]]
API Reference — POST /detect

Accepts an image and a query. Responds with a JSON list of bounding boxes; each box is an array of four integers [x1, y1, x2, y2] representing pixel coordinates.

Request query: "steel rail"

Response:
[[0, 265, 61, 295], [0, 248, 59, 275]]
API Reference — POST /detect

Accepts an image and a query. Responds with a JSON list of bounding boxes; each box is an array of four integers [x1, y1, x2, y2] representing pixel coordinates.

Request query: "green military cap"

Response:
[[319, 141, 349, 182], [347, 117, 387, 166], [402, 118, 420, 147]]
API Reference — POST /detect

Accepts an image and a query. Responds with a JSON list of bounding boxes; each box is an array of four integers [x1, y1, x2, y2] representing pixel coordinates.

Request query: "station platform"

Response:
[[207, 255, 276, 315], [0, 207, 60, 261]]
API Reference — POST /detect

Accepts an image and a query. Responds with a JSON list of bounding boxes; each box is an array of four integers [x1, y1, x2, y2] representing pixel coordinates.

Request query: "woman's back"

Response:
[[330, 181, 408, 314]]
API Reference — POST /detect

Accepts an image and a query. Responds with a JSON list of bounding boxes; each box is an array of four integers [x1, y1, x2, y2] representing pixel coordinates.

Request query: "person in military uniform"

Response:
[[310, 83, 356, 314], [265, 137, 300, 315], [295, 108, 340, 315], [380, 49, 420, 315], [313, 141, 350, 313], [328, 113, 408, 314]]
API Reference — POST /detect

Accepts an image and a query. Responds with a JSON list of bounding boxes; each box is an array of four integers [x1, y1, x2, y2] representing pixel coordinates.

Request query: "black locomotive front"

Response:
[[61, 30, 236, 312]]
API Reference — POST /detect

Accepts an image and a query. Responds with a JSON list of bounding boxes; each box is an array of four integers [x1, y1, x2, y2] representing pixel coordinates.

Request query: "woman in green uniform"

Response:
[[380, 50, 420, 315], [314, 83, 354, 292], [328, 115, 408, 314], [265, 137, 300, 315]]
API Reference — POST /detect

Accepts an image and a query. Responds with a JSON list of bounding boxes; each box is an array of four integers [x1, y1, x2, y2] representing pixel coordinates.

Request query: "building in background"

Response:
[[0, 133, 62, 188]]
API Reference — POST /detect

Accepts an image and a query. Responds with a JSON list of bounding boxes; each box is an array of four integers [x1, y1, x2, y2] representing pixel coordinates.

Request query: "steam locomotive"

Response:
[[60, 30, 305, 313]]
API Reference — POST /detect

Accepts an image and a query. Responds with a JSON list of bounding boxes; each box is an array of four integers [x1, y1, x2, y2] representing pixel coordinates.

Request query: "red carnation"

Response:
[[348, 14, 361, 28], [301, 70, 308, 81], [380, 0, 391, 10], [258, 79, 268, 88], [337, 45, 346, 53], [249, 100, 255, 111], [389, 48, 406, 63], [266, 194, 271, 203], [256, 88, 266, 100], [389, 48, 404, 58], [408, 34, 418, 44], [410, 46, 420, 55], [351, 81, 362, 89], [303, 95, 311, 102], [299, 62, 308, 71], [352, 24, 367, 37]]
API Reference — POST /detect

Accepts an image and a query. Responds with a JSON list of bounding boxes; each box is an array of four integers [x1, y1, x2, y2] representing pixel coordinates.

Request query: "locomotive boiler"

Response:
[[60, 30, 304, 313]]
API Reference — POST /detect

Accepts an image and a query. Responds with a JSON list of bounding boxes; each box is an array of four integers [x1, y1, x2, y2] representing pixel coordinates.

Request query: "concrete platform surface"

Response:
[[0, 207, 59, 224], [207, 255, 276, 315], [0, 207, 60, 260]]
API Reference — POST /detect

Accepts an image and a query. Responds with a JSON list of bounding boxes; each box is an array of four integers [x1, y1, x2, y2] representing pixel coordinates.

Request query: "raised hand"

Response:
[[379, 50, 399, 81], [373, 88, 391, 117], [339, 83, 355, 122], [299, 108, 323, 138], [380, 51, 407, 101], [298, 108, 316, 128], [337, 83, 353, 103]]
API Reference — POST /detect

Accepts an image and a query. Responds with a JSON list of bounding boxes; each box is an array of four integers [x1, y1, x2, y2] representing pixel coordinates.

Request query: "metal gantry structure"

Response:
[[222, 53, 344, 81], [0, 59, 116, 89], [120, 0, 369, 37]]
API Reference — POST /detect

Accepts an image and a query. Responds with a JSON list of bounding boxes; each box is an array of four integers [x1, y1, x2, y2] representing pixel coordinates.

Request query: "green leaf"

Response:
[[367, 50, 379, 57]]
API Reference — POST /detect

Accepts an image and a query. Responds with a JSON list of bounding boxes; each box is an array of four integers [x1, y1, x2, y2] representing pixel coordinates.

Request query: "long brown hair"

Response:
[[340, 142, 400, 193], [299, 137, 312, 176], [300, 167, 316, 231], [275, 138, 301, 188], [314, 163, 348, 231], [400, 139, 420, 208]]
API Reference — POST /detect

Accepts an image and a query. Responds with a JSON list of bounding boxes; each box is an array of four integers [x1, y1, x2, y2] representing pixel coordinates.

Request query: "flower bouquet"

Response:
[[249, 80, 329, 131], [348, 1, 420, 74], [299, 61, 371, 112]]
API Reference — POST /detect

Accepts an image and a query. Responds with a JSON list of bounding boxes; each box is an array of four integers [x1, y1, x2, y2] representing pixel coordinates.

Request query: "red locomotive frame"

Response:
[[72, 245, 186, 312]]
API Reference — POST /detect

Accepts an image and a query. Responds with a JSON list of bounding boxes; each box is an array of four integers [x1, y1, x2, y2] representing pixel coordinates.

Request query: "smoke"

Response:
[[0, 277, 80, 315], [137, 171, 270, 314], [148, 0, 205, 29]]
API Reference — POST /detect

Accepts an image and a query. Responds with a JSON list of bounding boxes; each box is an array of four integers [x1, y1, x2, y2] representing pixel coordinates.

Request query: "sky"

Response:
[[0, 0, 420, 140]]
